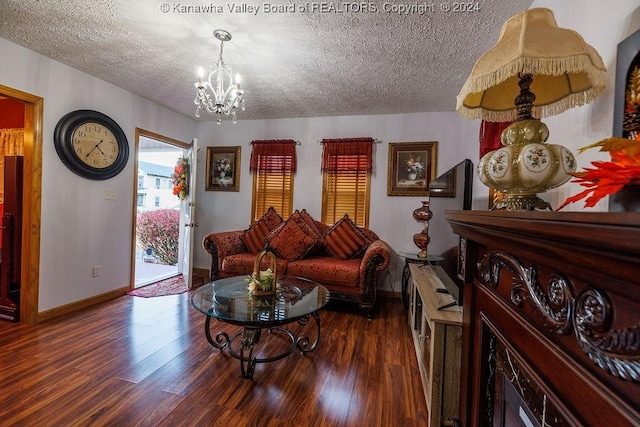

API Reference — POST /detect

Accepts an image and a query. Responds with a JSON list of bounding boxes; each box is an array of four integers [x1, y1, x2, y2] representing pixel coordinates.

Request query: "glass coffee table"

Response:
[[191, 275, 330, 379]]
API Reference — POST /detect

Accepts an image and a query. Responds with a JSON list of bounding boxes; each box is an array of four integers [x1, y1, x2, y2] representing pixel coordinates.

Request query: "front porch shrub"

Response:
[[136, 208, 179, 265]]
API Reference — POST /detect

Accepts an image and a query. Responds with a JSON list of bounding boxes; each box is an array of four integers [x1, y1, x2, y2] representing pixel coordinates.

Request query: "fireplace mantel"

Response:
[[446, 210, 640, 426]]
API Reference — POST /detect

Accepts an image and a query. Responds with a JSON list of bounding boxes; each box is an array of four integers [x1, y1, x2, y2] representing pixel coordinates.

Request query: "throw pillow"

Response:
[[324, 214, 370, 260], [241, 207, 283, 254], [295, 209, 325, 253], [299, 209, 323, 236], [265, 217, 317, 261]]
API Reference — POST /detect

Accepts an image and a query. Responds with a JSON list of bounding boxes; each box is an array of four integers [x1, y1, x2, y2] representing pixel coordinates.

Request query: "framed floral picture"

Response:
[[205, 146, 241, 191], [387, 141, 438, 196]]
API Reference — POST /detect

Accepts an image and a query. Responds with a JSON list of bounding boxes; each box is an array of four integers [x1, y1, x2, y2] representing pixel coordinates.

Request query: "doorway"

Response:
[[132, 129, 189, 288], [0, 84, 43, 324]]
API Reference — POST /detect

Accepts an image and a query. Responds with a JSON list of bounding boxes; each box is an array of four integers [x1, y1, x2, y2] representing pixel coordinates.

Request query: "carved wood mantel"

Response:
[[445, 210, 640, 427]]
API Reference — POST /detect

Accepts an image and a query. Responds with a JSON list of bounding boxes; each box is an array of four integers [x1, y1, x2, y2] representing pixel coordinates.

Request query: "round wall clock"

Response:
[[54, 109, 129, 180]]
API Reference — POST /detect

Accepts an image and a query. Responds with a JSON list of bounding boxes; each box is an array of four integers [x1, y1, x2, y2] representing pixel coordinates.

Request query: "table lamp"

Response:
[[457, 8, 607, 210]]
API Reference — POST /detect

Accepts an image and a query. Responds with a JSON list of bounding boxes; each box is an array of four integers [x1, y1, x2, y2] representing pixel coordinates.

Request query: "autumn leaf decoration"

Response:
[[557, 136, 640, 210]]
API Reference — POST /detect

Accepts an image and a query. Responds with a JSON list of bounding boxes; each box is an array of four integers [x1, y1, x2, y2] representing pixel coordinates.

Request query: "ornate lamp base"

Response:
[[478, 119, 575, 211], [477, 75, 577, 211], [493, 194, 552, 211], [413, 229, 430, 259], [412, 201, 432, 259]]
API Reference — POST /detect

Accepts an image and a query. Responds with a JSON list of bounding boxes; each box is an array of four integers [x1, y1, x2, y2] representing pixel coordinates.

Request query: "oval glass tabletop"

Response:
[[191, 275, 330, 325]]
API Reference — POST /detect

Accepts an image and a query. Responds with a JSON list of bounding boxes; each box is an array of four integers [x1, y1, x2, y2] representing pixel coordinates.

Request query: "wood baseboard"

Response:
[[37, 269, 209, 323], [37, 286, 129, 323], [36, 274, 394, 323]]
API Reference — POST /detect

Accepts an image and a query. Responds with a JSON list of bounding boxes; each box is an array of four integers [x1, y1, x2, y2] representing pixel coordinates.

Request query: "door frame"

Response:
[[0, 84, 43, 324], [130, 128, 189, 289]]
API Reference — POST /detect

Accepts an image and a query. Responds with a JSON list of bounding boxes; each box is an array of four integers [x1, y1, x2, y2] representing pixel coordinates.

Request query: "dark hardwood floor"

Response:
[[0, 292, 428, 426]]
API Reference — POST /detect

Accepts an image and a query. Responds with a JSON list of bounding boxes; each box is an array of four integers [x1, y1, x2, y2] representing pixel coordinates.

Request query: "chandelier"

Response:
[[194, 29, 245, 124]]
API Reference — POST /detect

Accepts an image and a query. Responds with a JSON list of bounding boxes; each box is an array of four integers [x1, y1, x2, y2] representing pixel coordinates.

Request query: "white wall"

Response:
[[530, 0, 640, 211], [0, 38, 196, 311]]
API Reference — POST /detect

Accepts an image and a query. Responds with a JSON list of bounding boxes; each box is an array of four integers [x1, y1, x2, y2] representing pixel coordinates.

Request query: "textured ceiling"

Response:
[[0, 0, 533, 121]]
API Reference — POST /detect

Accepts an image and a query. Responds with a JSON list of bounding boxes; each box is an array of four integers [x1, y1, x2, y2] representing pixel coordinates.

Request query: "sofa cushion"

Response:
[[222, 252, 289, 278], [265, 216, 318, 261], [324, 214, 371, 260], [241, 207, 283, 254], [287, 256, 361, 288]]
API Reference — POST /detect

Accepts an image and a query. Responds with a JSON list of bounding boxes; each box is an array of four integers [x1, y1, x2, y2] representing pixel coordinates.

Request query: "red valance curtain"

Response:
[[321, 137, 373, 173], [479, 120, 511, 157], [249, 139, 297, 172]]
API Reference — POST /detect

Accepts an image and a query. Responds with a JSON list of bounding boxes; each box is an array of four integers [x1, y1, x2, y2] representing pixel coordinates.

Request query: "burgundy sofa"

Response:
[[202, 208, 391, 318]]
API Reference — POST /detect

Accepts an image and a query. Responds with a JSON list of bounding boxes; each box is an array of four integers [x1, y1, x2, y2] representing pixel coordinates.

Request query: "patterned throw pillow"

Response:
[[265, 217, 317, 261], [299, 209, 323, 236], [324, 214, 370, 260], [296, 209, 325, 253], [241, 207, 283, 254]]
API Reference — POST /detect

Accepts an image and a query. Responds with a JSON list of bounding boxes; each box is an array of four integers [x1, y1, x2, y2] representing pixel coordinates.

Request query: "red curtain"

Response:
[[249, 139, 297, 172], [479, 120, 511, 157], [321, 137, 373, 172]]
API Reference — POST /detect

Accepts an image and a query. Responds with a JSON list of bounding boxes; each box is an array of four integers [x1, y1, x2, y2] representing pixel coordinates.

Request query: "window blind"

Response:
[[321, 137, 373, 227], [250, 139, 296, 221]]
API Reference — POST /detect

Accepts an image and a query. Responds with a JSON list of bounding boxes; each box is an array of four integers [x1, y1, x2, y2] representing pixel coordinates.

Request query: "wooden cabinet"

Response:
[[0, 156, 23, 322], [408, 263, 462, 427], [446, 211, 640, 426]]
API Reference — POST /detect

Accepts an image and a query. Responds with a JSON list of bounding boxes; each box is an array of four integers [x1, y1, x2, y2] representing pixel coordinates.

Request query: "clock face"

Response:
[[71, 122, 120, 169], [54, 110, 129, 180]]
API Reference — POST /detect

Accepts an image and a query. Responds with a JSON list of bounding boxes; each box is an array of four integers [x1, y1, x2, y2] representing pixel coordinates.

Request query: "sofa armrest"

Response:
[[358, 239, 391, 302], [202, 230, 246, 280]]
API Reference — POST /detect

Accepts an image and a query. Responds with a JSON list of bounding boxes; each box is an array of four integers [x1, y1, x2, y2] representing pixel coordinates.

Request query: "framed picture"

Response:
[[387, 141, 437, 196], [612, 28, 640, 140], [205, 146, 241, 191], [610, 29, 640, 211]]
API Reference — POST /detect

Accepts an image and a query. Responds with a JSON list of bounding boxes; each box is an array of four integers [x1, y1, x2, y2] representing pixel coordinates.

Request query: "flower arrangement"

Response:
[[216, 156, 232, 176], [171, 156, 190, 200], [245, 268, 275, 294], [558, 136, 640, 209], [405, 157, 425, 178]]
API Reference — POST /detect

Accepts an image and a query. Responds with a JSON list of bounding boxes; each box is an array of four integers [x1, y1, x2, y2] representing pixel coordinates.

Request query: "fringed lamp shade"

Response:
[[456, 8, 607, 210], [457, 8, 607, 122]]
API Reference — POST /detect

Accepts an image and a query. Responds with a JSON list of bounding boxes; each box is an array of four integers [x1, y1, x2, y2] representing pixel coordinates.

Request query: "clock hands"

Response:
[[84, 139, 107, 159], [95, 143, 107, 157]]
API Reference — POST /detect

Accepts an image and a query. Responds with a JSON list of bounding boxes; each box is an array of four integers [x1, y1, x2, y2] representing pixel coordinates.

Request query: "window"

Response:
[[154, 196, 160, 207], [155, 177, 161, 189], [250, 140, 297, 222], [321, 138, 373, 227], [138, 175, 144, 189]]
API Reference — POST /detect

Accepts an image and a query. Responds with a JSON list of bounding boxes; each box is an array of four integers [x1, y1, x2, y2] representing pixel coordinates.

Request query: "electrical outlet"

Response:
[[93, 265, 101, 277], [105, 190, 116, 200]]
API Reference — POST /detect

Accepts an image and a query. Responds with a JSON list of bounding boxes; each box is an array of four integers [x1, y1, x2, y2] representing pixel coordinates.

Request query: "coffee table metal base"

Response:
[[204, 312, 321, 379]]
